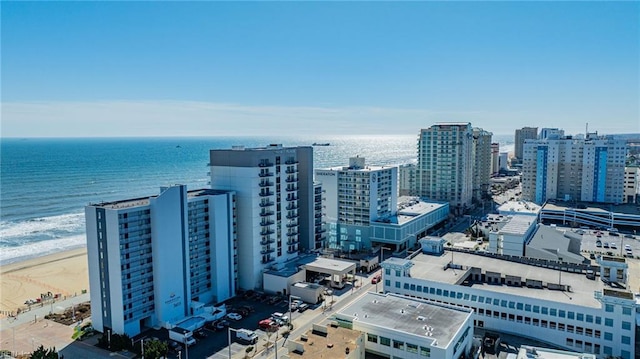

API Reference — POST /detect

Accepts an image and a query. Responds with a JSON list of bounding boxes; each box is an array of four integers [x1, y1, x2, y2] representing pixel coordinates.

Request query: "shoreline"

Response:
[[0, 247, 89, 316]]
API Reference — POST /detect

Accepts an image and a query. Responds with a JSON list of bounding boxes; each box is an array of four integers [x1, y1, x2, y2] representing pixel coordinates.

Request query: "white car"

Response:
[[227, 312, 243, 321], [610, 243, 617, 249]]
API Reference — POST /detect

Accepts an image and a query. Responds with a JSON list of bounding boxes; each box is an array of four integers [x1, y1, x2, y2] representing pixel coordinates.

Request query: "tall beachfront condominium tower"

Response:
[[85, 185, 237, 337], [316, 156, 398, 251], [473, 127, 493, 202], [490, 142, 500, 176], [416, 123, 474, 212], [522, 133, 626, 204], [514, 126, 538, 162], [209, 144, 314, 290]]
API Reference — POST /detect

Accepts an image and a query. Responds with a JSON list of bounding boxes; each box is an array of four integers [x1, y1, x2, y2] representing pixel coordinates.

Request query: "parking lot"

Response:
[[576, 228, 639, 259], [139, 288, 336, 359]]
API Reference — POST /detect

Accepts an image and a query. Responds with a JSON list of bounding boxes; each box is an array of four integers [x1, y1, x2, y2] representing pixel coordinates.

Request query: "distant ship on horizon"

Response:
[[312, 142, 330, 146]]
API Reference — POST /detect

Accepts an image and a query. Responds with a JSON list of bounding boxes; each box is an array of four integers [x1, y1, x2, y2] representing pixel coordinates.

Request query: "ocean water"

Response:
[[0, 134, 513, 265]]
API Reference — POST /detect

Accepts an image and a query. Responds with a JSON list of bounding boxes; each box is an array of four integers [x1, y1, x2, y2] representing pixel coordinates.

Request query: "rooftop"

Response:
[[90, 187, 231, 209], [499, 215, 535, 236], [375, 197, 448, 225], [407, 252, 608, 308], [542, 201, 640, 217], [337, 292, 472, 348], [497, 200, 542, 215], [287, 324, 362, 359]]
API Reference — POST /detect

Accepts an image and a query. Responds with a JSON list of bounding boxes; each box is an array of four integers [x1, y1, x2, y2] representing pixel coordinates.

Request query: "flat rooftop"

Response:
[[497, 200, 541, 215], [542, 202, 640, 217], [499, 215, 535, 235], [338, 292, 471, 348], [288, 325, 362, 359], [92, 187, 230, 209], [303, 256, 357, 275], [408, 252, 608, 308]]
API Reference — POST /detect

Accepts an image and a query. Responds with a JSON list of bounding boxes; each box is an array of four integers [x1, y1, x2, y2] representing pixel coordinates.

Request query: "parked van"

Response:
[[236, 329, 258, 344]]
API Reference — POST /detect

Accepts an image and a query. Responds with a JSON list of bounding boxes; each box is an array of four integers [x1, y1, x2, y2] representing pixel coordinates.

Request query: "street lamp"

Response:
[[228, 327, 238, 359]]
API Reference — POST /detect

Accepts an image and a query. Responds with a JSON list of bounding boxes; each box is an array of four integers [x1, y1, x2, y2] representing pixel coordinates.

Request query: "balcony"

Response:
[[259, 190, 274, 197], [260, 238, 275, 245], [286, 185, 299, 192], [287, 231, 299, 237], [287, 249, 298, 254], [286, 196, 298, 202], [260, 247, 275, 254], [260, 220, 275, 226], [315, 213, 322, 218], [259, 180, 274, 187], [285, 176, 297, 183], [286, 204, 299, 210], [285, 159, 298, 165], [286, 222, 298, 228], [259, 172, 274, 177], [261, 257, 275, 264], [260, 210, 274, 217], [259, 201, 274, 207], [286, 213, 299, 219], [287, 238, 299, 245], [260, 229, 275, 236], [285, 167, 298, 174], [258, 162, 274, 167]]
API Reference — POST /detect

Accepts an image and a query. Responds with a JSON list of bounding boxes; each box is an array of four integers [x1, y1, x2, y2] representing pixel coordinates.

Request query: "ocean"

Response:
[[0, 134, 514, 265]]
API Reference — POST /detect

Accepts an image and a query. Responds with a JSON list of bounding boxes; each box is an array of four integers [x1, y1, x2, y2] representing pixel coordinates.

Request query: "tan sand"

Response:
[[0, 248, 89, 315]]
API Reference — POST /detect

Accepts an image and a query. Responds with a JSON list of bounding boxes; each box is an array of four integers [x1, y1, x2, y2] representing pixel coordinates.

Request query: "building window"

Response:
[[576, 313, 584, 321], [622, 321, 631, 330], [622, 307, 632, 315], [621, 336, 630, 345], [407, 343, 418, 353], [604, 318, 613, 327], [395, 282, 400, 288], [367, 334, 378, 343], [605, 304, 614, 312], [393, 340, 404, 350], [385, 268, 391, 275], [604, 332, 613, 341], [420, 346, 431, 357], [380, 337, 391, 346]]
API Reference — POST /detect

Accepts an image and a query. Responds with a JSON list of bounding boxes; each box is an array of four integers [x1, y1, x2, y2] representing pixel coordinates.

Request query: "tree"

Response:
[[30, 345, 58, 359], [142, 339, 168, 359]]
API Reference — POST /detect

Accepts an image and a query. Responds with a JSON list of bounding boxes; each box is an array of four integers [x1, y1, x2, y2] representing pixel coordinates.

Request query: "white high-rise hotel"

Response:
[[417, 123, 493, 211], [86, 186, 237, 337], [209, 144, 315, 290], [522, 133, 626, 204]]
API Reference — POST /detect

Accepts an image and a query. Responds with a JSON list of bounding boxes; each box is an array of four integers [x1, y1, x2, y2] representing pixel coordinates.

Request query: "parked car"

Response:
[[371, 274, 382, 284], [610, 243, 617, 249], [258, 318, 276, 330], [194, 328, 208, 339], [603, 242, 609, 248], [168, 341, 182, 353], [298, 303, 310, 312], [227, 312, 243, 321], [290, 301, 299, 311], [215, 320, 230, 331], [596, 241, 602, 248]]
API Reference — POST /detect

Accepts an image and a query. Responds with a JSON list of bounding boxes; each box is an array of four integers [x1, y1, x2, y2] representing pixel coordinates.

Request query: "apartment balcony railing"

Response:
[[286, 186, 299, 192], [260, 220, 275, 226], [286, 222, 298, 228], [285, 167, 298, 174], [258, 162, 274, 167], [260, 247, 275, 254], [285, 176, 297, 183], [286, 195, 298, 201], [261, 257, 275, 264], [260, 210, 275, 217], [259, 190, 274, 197], [285, 159, 298, 165], [259, 180, 274, 187], [286, 204, 299, 210], [259, 201, 274, 207], [286, 213, 299, 219], [259, 172, 274, 177], [260, 229, 275, 236], [260, 238, 275, 245], [287, 231, 299, 237]]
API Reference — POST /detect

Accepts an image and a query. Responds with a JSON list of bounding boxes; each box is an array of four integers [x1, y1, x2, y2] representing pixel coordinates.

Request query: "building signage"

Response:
[[316, 171, 336, 176]]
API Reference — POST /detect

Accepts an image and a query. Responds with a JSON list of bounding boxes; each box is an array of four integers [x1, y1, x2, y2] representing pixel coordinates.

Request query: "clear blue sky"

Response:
[[2, 1, 638, 137]]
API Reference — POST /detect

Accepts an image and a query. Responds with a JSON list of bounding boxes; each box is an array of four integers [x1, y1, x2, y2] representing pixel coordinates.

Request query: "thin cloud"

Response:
[[1, 101, 490, 137]]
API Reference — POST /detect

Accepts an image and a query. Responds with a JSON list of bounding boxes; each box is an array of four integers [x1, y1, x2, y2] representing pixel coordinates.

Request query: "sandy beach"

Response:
[[0, 248, 89, 316]]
